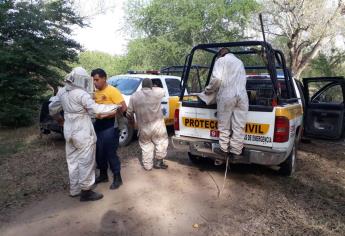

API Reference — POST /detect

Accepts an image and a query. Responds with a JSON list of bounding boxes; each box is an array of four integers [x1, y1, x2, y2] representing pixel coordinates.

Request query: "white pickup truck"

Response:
[[172, 41, 304, 176], [107, 72, 182, 146], [40, 71, 182, 147]]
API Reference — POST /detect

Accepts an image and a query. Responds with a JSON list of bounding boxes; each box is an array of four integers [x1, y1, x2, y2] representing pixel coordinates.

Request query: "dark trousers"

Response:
[[95, 125, 121, 174]]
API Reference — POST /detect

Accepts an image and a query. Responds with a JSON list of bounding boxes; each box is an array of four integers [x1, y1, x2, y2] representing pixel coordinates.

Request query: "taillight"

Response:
[[274, 116, 289, 143], [210, 130, 219, 137], [174, 109, 179, 131]]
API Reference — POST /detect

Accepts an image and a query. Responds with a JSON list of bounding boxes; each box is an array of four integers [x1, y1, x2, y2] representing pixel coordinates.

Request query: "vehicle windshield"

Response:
[[108, 76, 142, 95]]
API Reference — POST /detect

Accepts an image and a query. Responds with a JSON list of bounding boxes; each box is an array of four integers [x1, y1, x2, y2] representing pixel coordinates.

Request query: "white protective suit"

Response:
[[205, 53, 249, 155], [127, 87, 169, 170], [49, 67, 117, 196]]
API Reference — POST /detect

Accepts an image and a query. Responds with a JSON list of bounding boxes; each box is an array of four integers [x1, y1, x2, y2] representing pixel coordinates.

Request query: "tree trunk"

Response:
[[289, 38, 325, 79]]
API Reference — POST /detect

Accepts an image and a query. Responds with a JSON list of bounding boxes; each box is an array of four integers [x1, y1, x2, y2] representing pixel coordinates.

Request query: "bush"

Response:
[[0, 76, 46, 127], [0, 0, 84, 127]]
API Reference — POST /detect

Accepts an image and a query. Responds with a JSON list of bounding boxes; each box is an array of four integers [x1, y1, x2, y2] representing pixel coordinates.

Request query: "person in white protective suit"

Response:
[[205, 48, 248, 159], [126, 78, 169, 170], [49, 67, 118, 201]]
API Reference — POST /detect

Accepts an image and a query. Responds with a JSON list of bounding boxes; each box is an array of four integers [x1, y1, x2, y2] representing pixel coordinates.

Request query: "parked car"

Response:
[[107, 72, 183, 145], [39, 71, 183, 146]]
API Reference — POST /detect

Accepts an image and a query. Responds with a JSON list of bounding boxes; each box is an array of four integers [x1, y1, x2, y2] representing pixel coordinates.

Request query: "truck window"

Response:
[[246, 76, 274, 106], [165, 78, 182, 96], [309, 82, 344, 104], [108, 76, 141, 95], [152, 79, 163, 88], [246, 77, 292, 106]]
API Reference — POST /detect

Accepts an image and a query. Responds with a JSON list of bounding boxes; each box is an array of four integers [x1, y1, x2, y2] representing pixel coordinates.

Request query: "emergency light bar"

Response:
[[127, 70, 160, 75]]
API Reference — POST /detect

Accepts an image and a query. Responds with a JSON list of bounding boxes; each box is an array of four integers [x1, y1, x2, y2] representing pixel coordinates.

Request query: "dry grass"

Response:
[[0, 126, 344, 235], [0, 126, 68, 221], [0, 127, 36, 157]]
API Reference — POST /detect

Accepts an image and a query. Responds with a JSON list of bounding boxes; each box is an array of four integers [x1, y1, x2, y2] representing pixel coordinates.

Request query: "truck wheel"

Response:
[[119, 119, 134, 147], [278, 143, 297, 176]]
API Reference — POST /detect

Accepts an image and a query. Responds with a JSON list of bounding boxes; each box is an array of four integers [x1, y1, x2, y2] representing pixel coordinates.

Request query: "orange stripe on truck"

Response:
[[245, 123, 269, 135], [275, 104, 303, 120], [182, 117, 270, 135], [182, 117, 218, 129], [164, 96, 180, 126]]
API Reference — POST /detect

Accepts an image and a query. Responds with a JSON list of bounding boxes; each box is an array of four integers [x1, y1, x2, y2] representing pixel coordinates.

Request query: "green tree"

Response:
[[124, 0, 259, 69], [262, 0, 345, 78], [74, 51, 127, 76], [302, 50, 345, 78], [0, 0, 85, 127]]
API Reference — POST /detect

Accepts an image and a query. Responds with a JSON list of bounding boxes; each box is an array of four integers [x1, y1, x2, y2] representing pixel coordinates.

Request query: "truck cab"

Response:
[[172, 41, 303, 176]]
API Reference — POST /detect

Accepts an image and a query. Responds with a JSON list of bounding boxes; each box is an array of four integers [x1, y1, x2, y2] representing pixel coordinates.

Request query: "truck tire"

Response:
[[278, 142, 297, 176], [118, 119, 134, 147]]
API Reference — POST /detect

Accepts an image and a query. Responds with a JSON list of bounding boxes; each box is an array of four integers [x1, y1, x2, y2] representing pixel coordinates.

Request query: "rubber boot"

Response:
[[95, 169, 108, 184], [230, 148, 245, 161], [153, 159, 168, 169], [110, 172, 123, 190], [80, 190, 103, 202]]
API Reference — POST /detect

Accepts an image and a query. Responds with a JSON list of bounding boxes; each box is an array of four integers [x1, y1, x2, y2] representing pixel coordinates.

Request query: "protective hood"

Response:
[[65, 67, 94, 94]]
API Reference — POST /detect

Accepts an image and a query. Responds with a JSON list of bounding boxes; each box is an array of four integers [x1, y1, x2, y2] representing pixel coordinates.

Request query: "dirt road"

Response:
[[0, 127, 344, 235]]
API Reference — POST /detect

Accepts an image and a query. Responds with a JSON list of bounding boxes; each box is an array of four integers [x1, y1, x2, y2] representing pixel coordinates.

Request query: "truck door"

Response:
[[303, 77, 345, 139]]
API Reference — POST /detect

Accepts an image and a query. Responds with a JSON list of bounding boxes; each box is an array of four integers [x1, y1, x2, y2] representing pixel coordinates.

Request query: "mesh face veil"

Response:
[[65, 67, 94, 93]]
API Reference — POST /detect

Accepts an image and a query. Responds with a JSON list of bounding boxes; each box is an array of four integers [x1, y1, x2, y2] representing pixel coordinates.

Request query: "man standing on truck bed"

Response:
[[205, 48, 248, 159], [92, 68, 127, 189], [126, 78, 169, 170]]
